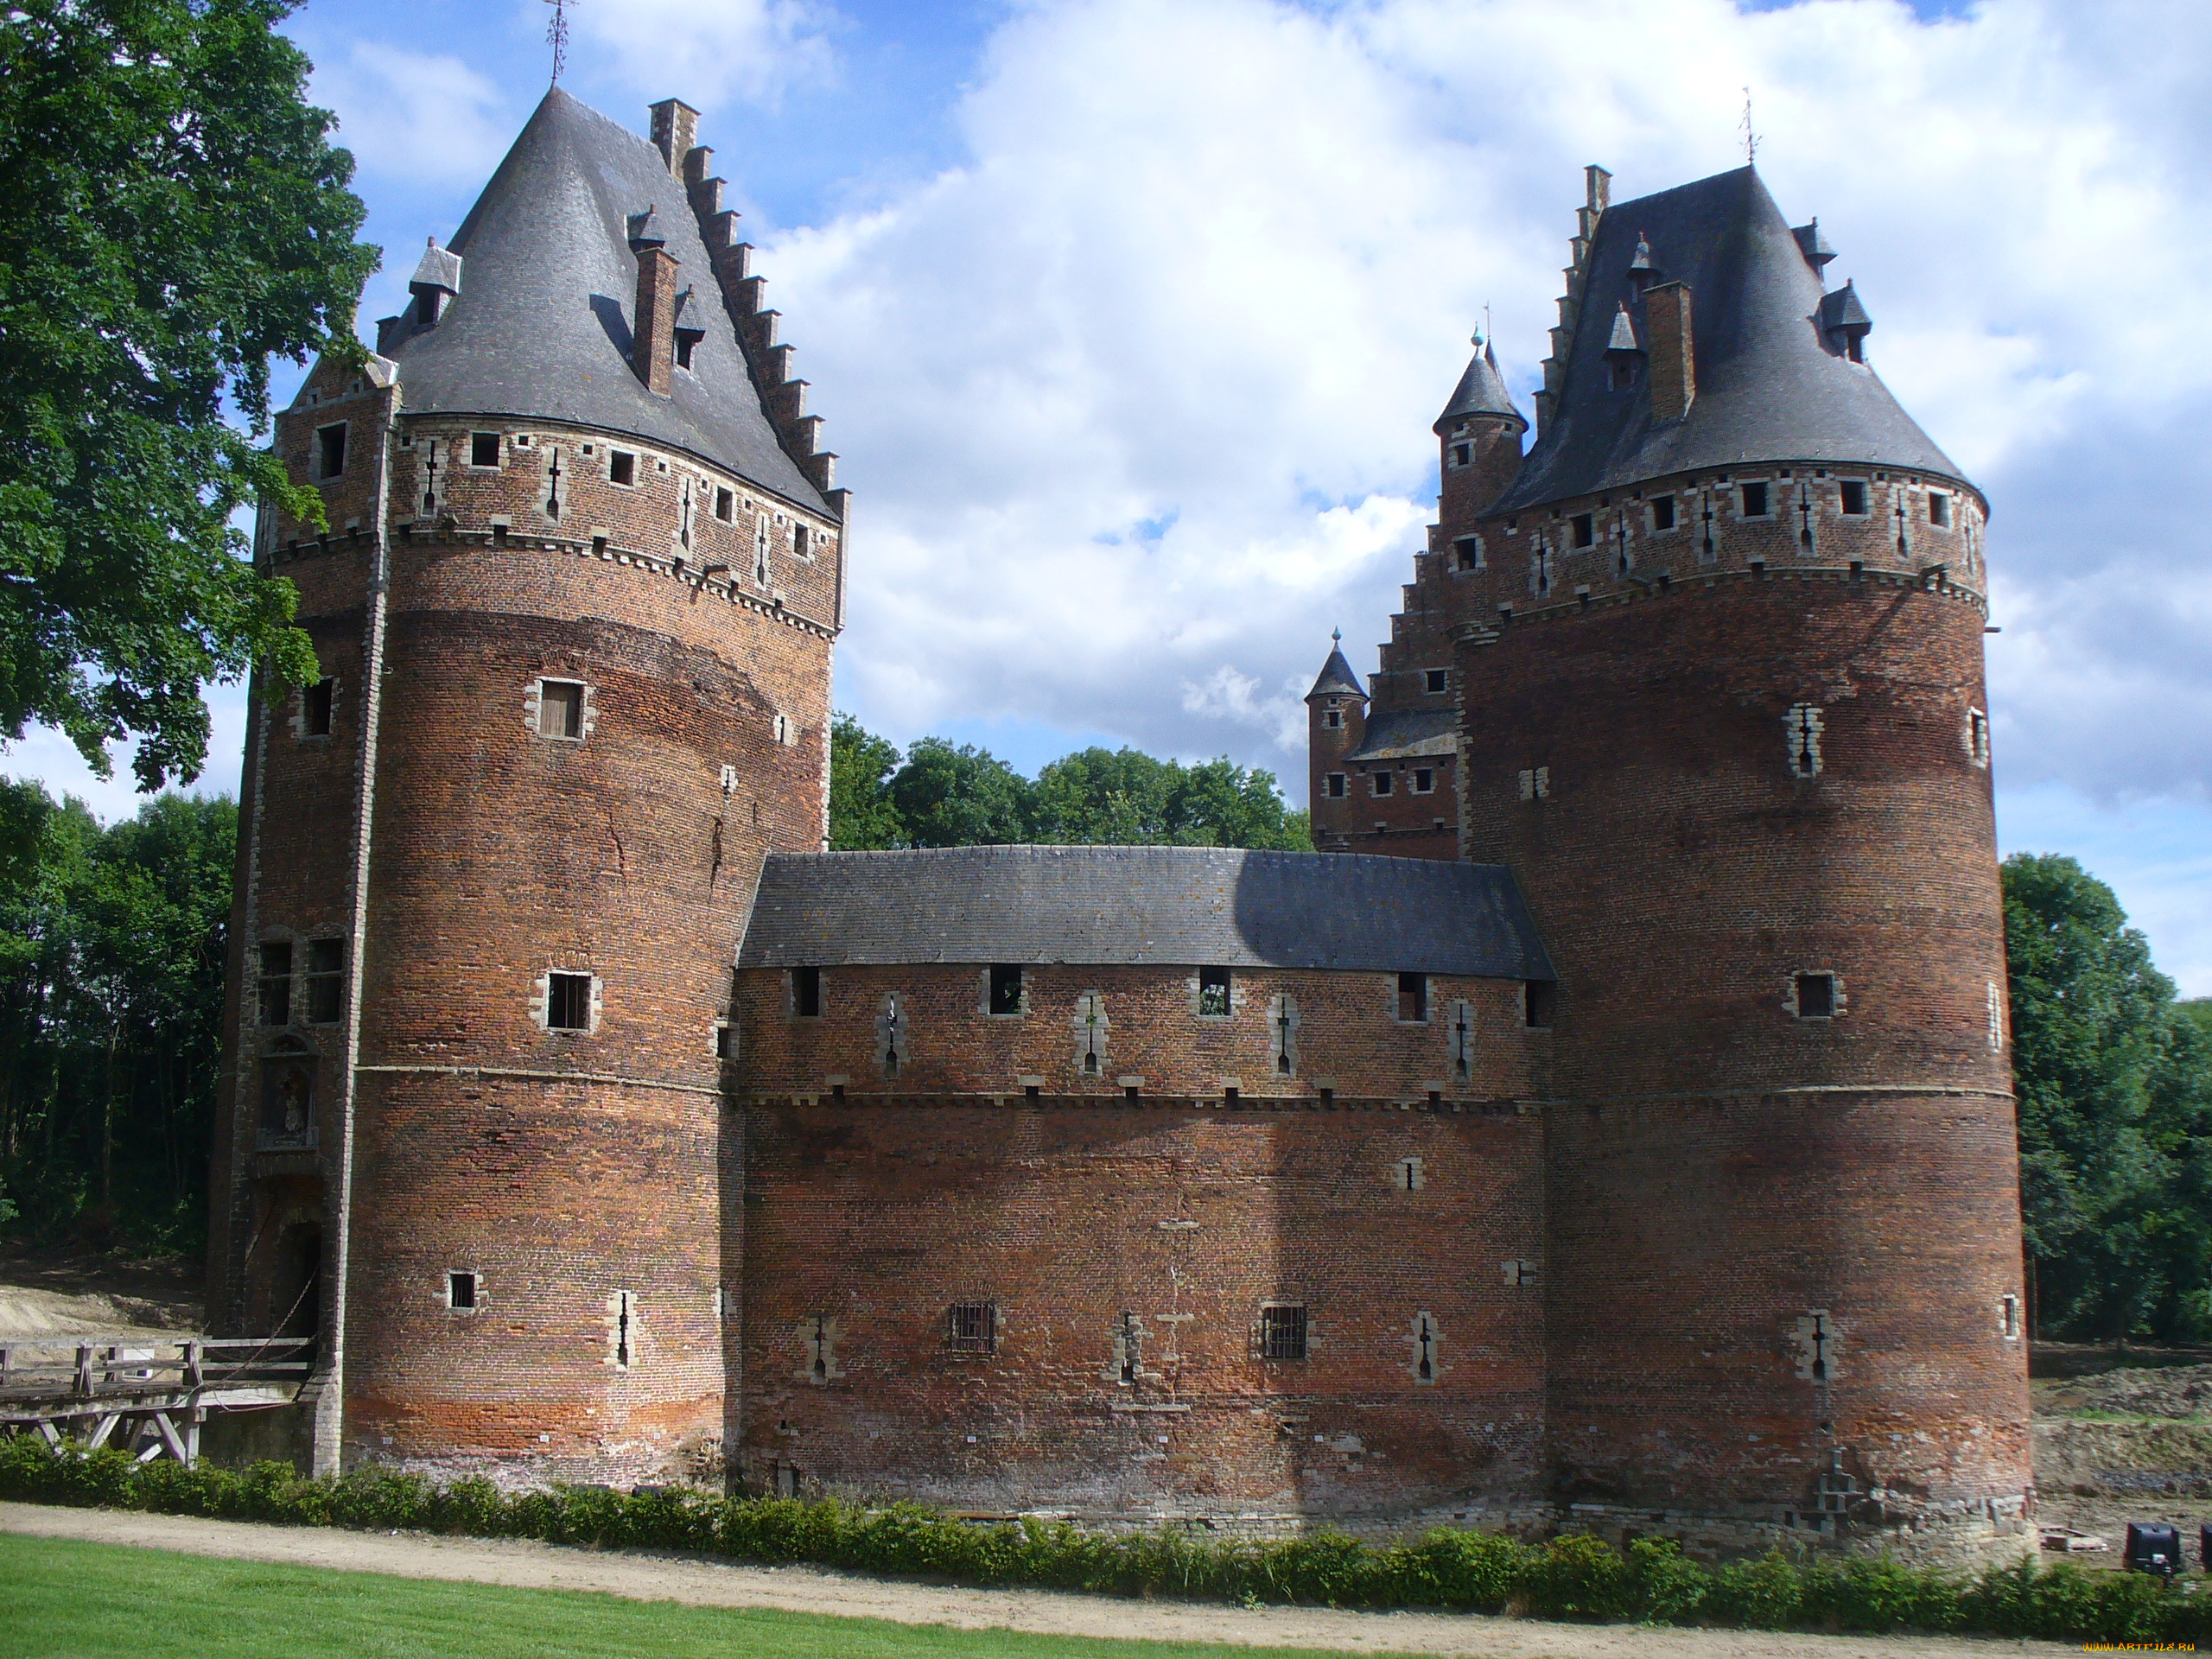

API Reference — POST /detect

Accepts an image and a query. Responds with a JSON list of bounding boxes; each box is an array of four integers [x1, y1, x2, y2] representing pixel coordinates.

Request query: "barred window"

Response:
[[947, 1301, 997, 1353], [304, 938, 344, 1024], [1259, 1303, 1307, 1361]]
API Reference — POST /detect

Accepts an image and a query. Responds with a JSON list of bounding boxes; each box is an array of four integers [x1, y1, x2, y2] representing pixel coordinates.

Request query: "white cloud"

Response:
[[563, 0, 839, 108], [311, 42, 514, 186]]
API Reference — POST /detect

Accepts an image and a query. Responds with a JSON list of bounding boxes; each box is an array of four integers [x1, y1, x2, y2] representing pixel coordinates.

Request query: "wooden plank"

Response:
[[35, 1421, 59, 1446], [85, 1413, 122, 1450], [73, 1347, 92, 1395], [152, 1409, 189, 1463]]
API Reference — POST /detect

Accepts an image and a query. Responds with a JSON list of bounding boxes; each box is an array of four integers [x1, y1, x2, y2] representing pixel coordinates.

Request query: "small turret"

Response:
[[408, 238, 462, 327], [1306, 630, 1368, 848], [1435, 332, 1527, 518], [1820, 278, 1872, 363]]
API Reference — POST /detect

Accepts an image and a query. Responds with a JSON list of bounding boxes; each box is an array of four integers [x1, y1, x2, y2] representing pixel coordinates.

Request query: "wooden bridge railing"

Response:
[[0, 1335, 316, 1408]]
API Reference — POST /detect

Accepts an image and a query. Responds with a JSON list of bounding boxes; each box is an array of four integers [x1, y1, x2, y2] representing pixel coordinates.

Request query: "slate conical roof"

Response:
[[382, 87, 827, 512], [1306, 634, 1365, 701], [1492, 167, 1968, 516], [1433, 340, 1526, 435]]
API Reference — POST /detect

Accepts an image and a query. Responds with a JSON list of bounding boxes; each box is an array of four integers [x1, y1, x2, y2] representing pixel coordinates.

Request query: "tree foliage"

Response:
[[2004, 854, 2212, 1341], [0, 780, 235, 1251], [0, 0, 377, 788], [828, 715, 1312, 852]]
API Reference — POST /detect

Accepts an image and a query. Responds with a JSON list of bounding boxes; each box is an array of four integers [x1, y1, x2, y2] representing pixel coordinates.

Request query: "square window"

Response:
[[1259, 1304, 1307, 1360], [1651, 495, 1676, 531], [609, 450, 637, 487], [547, 972, 593, 1031], [538, 679, 584, 739], [1424, 668, 1447, 694], [448, 1271, 478, 1310], [1929, 490, 1953, 527], [469, 432, 501, 467], [1398, 971, 1427, 1022], [946, 1301, 997, 1353], [715, 487, 734, 522], [1322, 708, 1341, 729], [315, 423, 346, 480], [791, 966, 822, 1018], [1450, 442, 1471, 468], [303, 677, 334, 737], [1840, 480, 1869, 516], [1411, 767, 1434, 794], [1371, 772, 1393, 797], [1325, 773, 1346, 798], [305, 938, 344, 1024], [1198, 966, 1231, 1018], [1741, 480, 1770, 518], [1524, 980, 1556, 1029], [257, 941, 293, 1026], [1453, 535, 1483, 571], [1570, 512, 1594, 550], [988, 963, 1023, 1015], [1795, 972, 1837, 1019]]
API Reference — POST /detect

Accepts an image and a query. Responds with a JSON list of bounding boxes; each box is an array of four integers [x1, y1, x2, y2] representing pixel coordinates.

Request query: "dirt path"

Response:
[[0, 1503, 2067, 1658]]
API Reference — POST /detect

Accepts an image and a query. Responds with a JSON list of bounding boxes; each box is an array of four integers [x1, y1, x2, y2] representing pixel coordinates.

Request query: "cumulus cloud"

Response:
[[563, 0, 839, 108], [751, 0, 2212, 817], [310, 42, 514, 186]]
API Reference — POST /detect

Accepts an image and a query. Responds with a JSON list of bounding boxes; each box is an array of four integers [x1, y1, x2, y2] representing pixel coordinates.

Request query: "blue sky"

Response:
[[7, 0, 2211, 995]]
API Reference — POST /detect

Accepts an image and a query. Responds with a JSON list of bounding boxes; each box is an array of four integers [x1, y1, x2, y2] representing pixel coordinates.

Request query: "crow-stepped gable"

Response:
[[210, 93, 2030, 1567]]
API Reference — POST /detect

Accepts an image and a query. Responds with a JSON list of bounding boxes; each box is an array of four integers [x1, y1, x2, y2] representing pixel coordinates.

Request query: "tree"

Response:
[[888, 738, 1036, 848], [1033, 747, 1312, 849], [0, 0, 376, 789], [828, 715, 903, 851], [2004, 854, 2212, 1342]]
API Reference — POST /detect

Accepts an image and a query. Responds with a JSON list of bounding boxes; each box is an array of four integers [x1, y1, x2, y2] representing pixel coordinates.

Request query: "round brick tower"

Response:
[[1445, 167, 2029, 1553], [208, 88, 846, 1483]]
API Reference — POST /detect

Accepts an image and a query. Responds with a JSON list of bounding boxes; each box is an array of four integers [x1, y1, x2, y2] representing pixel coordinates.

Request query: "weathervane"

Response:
[[544, 0, 576, 86], [1739, 86, 1759, 166]]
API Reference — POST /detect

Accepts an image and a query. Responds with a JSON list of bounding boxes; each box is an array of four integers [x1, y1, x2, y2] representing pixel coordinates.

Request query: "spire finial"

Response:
[[1332, 627, 1341, 645], [1740, 86, 1759, 166], [544, 0, 577, 86]]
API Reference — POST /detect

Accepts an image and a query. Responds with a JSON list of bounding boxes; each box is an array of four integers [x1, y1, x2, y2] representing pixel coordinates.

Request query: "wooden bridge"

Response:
[[0, 1335, 315, 1465]]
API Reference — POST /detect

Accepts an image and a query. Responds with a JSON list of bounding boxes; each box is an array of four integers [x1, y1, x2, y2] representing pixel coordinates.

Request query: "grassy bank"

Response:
[[0, 1437, 2201, 1643]]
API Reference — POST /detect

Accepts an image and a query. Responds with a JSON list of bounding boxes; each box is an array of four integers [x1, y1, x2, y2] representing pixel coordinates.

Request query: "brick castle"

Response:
[[208, 90, 2031, 1560]]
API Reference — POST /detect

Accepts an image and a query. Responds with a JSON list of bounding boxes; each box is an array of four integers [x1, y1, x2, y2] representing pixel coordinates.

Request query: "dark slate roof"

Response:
[[737, 846, 1553, 979], [1306, 641, 1366, 700], [1433, 341, 1525, 434], [383, 88, 828, 513], [1346, 708, 1457, 762], [1491, 168, 1968, 515]]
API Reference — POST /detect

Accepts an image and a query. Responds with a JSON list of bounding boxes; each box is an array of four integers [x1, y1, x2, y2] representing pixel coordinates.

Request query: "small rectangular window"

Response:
[[2000, 1294, 2020, 1340], [674, 331, 699, 371], [793, 524, 810, 560], [1198, 966, 1231, 1018], [1398, 972, 1427, 1022], [1524, 981, 1556, 1029], [1322, 708, 1341, 729], [609, 450, 637, 487], [1424, 668, 1447, 694], [258, 941, 293, 1026], [1450, 442, 1471, 468], [1840, 480, 1869, 515], [792, 966, 822, 1018], [988, 963, 1023, 1015], [1259, 1304, 1307, 1360], [469, 432, 501, 467], [1452, 535, 1484, 571], [538, 680, 584, 739], [547, 972, 593, 1031], [946, 1301, 997, 1353], [714, 1023, 734, 1059], [1741, 480, 1770, 518], [1968, 709, 1991, 767], [1371, 772, 1394, 797], [1411, 767, 1434, 794], [448, 1271, 478, 1310], [1651, 495, 1676, 531], [715, 487, 734, 522], [1325, 772, 1346, 798], [1795, 972, 1837, 1019], [315, 423, 346, 480], [303, 677, 334, 737], [1929, 490, 1952, 527], [1570, 512, 1594, 550], [305, 938, 344, 1024]]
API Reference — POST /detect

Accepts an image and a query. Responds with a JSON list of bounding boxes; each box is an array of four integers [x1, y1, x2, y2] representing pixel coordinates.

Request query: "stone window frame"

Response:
[[301, 937, 346, 1026], [1446, 440, 1472, 470], [1255, 1302, 1310, 1362], [1321, 705, 1342, 730], [983, 963, 1027, 1019], [1192, 967, 1236, 1021], [1370, 770, 1394, 798], [1423, 668, 1449, 695], [1395, 971, 1429, 1025], [788, 966, 823, 1020], [445, 1269, 482, 1313], [1966, 708, 1992, 768], [1836, 477, 1872, 517], [944, 1300, 1000, 1355], [1736, 478, 1777, 520], [713, 1018, 736, 1061], [1452, 534, 1484, 573], [535, 968, 602, 1035], [1783, 703, 1824, 779], [1567, 511, 1595, 550], [296, 675, 338, 742], [1324, 772, 1346, 798], [1410, 766, 1435, 795], [1502, 1260, 1536, 1287], [527, 676, 596, 743], [1646, 493, 1681, 535], [714, 486, 735, 522], [257, 935, 297, 1028], [607, 448, 639, 488], [1927, 488, 1954, 528], [467, 430, 505, 470], [313, 420, 348, 482], [1999, 1294, 2022, 1342], [1783, 969, 1846, 1021]]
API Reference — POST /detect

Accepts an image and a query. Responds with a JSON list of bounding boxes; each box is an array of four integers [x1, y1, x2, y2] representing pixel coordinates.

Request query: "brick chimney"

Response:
[[648, 99, 700, 176], [1645, 281, 1695, 423], [628, 207, 679, 397]]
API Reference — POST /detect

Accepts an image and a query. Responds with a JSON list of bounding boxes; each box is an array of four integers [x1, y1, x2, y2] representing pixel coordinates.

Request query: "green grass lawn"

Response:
[[0, 1534, 1416, 1659]]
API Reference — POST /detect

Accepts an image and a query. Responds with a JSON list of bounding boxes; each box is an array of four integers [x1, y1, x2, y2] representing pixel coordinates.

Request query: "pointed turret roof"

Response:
[[381, 87, 826, 512], [1433, 338, 1526, 435], [1492, 167, 1967, 516], [1306, 632, 1366, 701]]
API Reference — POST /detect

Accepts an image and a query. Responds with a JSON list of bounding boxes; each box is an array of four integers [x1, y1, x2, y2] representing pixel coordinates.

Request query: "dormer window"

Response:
[[675, 328, 703, 371]]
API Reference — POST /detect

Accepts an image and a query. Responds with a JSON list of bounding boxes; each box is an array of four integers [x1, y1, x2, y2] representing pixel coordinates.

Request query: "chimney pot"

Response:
[[648, 98, 701, 175], [632, 237, 681, 397]]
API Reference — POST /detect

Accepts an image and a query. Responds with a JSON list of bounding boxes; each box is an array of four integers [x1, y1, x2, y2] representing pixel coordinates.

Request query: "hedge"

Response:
[[0, 1435, 2200, 1642]]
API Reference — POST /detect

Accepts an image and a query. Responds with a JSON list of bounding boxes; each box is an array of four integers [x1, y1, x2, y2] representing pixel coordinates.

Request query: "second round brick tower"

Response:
[[207, 88, 845, 1481], [1338, 164, 2031, 1543]]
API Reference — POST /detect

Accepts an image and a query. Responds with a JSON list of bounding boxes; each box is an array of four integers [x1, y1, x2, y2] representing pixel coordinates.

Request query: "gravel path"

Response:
[[0, 1503, 2066, 1658]]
